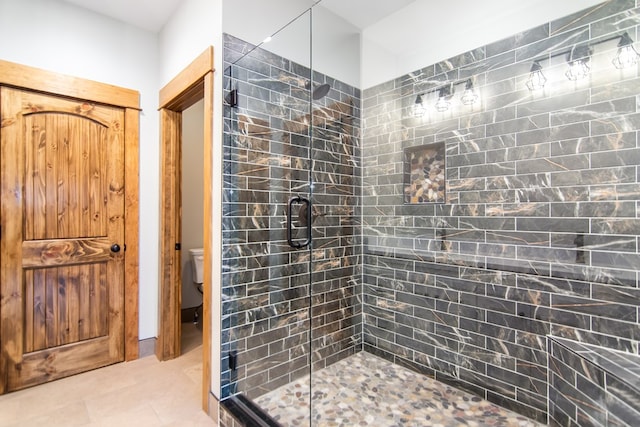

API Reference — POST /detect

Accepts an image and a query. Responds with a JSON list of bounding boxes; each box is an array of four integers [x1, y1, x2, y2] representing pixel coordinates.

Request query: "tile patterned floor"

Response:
[[0, 323, 211, 427], [255, 352, 545, 427]]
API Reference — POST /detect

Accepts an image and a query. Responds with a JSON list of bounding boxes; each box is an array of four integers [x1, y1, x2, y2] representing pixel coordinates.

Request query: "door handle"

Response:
[[287, 196, 312, 249], [110, 244, 121, 253]]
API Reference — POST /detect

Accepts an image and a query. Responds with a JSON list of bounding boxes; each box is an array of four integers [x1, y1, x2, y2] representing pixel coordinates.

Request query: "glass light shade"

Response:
[[526, 70, 547, 90], [460, 79, 478, 105], [434, 86, 451, 112], [434, 96, 450, 112], [612, 33, 639, 69], [565, 59, 590, 81], [413, 94, 426, 117], [612, 44, 640, 69], [565, 45, 591, 81], [460, 89, 478, 105], [526, 62, 547, 91]]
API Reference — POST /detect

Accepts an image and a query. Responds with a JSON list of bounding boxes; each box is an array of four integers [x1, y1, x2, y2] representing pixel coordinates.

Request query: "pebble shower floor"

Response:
[[254, 352, 544, 426]]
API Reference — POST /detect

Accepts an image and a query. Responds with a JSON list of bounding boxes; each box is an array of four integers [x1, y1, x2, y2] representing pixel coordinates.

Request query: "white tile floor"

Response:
[[0, 324, 213, 427]]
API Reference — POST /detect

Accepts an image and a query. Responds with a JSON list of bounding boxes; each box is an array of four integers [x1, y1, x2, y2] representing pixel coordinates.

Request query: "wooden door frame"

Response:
[[158, 47, 213, 412], [0, 60, 140, 362]]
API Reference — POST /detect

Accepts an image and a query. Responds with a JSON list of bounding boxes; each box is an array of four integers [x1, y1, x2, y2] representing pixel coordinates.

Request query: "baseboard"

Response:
[[138, 337, 157, 358], [181, 306, 201, 323], [138, 308, 199, 358]]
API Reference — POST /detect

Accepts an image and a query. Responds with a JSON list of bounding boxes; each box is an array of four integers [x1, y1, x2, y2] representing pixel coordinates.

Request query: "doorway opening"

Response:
[[157, 47, 214, 412], [181, 99, 205, 352]]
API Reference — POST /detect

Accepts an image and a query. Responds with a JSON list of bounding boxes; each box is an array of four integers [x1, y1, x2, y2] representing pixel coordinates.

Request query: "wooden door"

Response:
[[0, 86, 125, 393]]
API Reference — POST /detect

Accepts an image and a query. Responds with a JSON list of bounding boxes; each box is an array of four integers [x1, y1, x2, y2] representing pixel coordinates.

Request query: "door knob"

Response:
[[111, 244, 121, 253]]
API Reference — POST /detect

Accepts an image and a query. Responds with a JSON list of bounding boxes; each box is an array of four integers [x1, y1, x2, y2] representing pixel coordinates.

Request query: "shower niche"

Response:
[[404, 142, 446, 204]]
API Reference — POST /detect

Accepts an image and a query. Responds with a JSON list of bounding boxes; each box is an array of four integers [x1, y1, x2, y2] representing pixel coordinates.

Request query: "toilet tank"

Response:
[[189, 248, 204, 284]]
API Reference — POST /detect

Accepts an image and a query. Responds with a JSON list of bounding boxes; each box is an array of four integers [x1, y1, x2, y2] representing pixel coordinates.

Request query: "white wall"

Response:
[[0, 0, 160, 340], [158, 0, 223, 398], [362, 0, 607, 88], [159, 0, 222, 87], [181, 100, 205, 309], [223, 0, 361, 87], [312, 6, 361, 87], [222, 0, 315, 48]]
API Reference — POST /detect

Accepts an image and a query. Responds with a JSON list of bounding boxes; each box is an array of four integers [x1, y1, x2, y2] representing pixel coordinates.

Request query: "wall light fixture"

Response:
[[413, 78, 479, 117], [434, 85, 452, 112], [414, 94, 426, 117], [526, 61, 547, 91], [565, 44, 592, 81], [612, 32, 640, 69], [525, 32, 640, 91], [460, 79, 479, 105]]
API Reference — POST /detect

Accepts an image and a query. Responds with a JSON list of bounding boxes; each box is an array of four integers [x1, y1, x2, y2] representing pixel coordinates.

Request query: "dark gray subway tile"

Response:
[[551, 132, 637, 156], [486, 24, 550, 58], [589, 5, 640, 38], [515, 26, 590, 62], [551, 201, 637, 218], [591, 113, 640, 136], [517, 154, 589, 174], [486, 114, 550, 137], [591, 76, 640, 103], [550, 0, 634, 35], [518, 90, 590, 118], [550, 97, 637, 126]]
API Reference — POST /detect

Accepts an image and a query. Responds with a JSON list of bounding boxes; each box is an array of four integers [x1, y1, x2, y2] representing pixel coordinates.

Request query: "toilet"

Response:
[[189, 248, 204, 323]]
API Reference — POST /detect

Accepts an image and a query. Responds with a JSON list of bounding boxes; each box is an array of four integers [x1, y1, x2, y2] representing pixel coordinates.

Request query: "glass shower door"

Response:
[[307, 5, 363, 424], [221, 4, 362, 425], [220, 8, 315, 425]]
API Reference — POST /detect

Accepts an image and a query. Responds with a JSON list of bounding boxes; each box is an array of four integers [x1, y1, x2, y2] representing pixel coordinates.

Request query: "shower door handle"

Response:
[[287, 196, 312, 249]]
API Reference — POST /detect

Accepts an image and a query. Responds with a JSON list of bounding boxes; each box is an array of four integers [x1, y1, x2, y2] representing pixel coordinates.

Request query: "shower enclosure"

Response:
[[221, 6, 362, 424], [221, 0, 640, 425]]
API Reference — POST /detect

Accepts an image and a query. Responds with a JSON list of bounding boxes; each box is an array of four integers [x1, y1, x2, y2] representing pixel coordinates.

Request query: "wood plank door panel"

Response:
[[1, 86, 125, 393]]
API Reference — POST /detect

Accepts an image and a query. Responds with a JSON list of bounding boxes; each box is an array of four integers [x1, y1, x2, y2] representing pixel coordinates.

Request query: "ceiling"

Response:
[[62, 0, 184, 32], [61, 0, 414, 33], [317, 0, 416, 30]]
